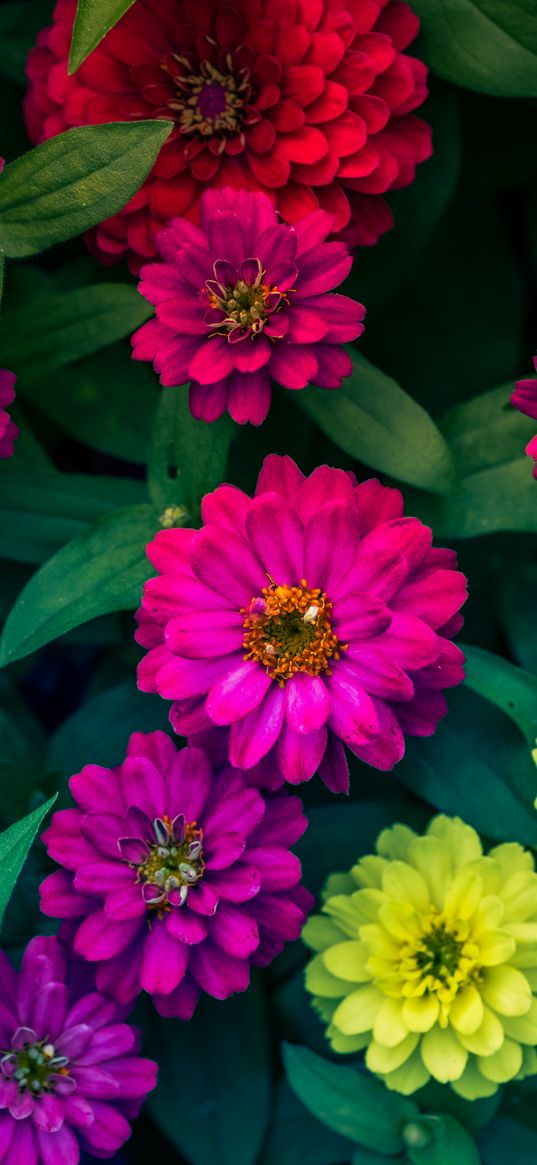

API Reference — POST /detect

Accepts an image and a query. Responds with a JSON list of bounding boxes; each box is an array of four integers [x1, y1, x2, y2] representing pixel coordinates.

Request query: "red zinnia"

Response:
[[25, 0, 432, 273]]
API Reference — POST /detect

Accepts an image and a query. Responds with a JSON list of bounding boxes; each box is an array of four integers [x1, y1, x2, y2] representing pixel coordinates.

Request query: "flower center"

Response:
[[120, 815, 205, 911], [397, 912, 481, 1006], [166, 56, 251, 143], [205, 259, 285, 343], [1, 1030, 72, 1096], [242, 579, 344, 685]]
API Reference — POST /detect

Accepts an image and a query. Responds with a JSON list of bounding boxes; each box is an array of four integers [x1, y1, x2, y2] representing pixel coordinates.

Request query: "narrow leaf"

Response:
[[0, 795, 57, 930], [69, 0, 136, 71], [148, 388, 237, 519]]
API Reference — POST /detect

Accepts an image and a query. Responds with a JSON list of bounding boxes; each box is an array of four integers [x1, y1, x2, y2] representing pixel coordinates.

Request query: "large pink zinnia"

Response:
[[0, 936, 157, 1165], [136, 455, 468, 791], [511, 356, 537, 479], [132, 188, 364, 425], [40, 731, 312, 1019], [25, 0, 431, 273], [0, 370, 19, 459]]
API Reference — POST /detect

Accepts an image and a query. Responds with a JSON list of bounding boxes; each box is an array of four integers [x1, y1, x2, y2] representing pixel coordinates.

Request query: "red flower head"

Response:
[[25, 0, 432, 273]]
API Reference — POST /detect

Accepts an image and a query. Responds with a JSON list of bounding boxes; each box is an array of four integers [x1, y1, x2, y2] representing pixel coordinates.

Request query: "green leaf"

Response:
[[0, 464, 147, 563], [69, 0, 136, 71], [19, 346, 160, 464], [0, 1, 52, 87], [293, 351, 456, 495], [0, 503, 157, 666], [463, 644, 537, 746], [261, 1083, 354, 1165], [499, 564, 537, 676], [411, 0, 537, 96], [1, 285, 151, 382], [48, 678, 171, 776], [0, 121, 172, 258], [479, 1115, 537, 1164], [440, 386, 535, 477], [283, 1045, 418, 1154], [0, 795, 57, 930], [0, 674, 48, 818], [397, 687, 537, 847], [409, 460, 537, 539], [147, 982, 270, 1165], [148, 388, 237, 519], [404, 1115, 480, 1164]]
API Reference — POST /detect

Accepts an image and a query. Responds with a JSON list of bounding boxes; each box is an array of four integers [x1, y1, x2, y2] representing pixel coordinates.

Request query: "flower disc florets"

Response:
[[303, 815, 537, 1099], [25, 0, 432, 273], [40, 731, 312, 1020], [136, 454, 467, 790]]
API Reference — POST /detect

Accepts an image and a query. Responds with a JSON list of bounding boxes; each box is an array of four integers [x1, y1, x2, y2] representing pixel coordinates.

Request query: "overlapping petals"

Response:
[[40, 731, 312, 1019], [136, 454, 467, 790], [25, 0, 431, 272], [304, 816, 537, 1098], [0, 370, 19, 459], [511, 356, 537, 479], [132, 188, 364, 424], [0, 936, 156, 1164]]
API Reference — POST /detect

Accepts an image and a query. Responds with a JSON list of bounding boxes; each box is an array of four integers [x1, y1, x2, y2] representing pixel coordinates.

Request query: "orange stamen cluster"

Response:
[[242, 579, 345, 685]]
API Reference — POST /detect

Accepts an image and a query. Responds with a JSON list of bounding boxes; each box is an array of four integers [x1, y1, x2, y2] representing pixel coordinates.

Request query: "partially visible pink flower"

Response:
[[511, 357, 537, 479], [132, 188, 365, 426], [0, 935, 157, 1165], [0, 370, 19, 459], [40, 731, 312, 1019], [136, 455, 468, 791]]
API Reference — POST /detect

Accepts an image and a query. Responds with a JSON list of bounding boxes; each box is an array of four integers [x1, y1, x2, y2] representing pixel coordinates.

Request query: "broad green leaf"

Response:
[[0, 464, 146, 563], [0, 2, 53, 86], [1, 285, 151, 382], [261, 1083, 354, 1165], [352, 1151, 389, 1165], [69, 0, 136, 71], [404, 1115, 480, 1164], [0, 795, 57, 930], [417, 1082, 500, 1134], [397, 687, 537, 847], [409, 459, 537, 538], [0, 121, 172, 258], [499, 564, 537, 676], [19, 347, 160, 464], [463, 644, 537, 746], [149, 389, 237, 519], [0, 503, 157, 666], [49, 678, 171, 776], [283, 1045, 418, 1154], [411, 0, 537, 96], [147, 982, 270, 1165], [441, 385, 535, 476], [293, 351, 456, 495]]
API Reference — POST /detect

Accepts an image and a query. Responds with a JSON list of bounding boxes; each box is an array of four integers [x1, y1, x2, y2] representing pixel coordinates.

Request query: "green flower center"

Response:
[[1, 1036, 70, 1096]]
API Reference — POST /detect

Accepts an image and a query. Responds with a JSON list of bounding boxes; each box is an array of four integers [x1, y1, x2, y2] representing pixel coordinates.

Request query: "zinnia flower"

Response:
[[511, 356, 537, 479], [132, 188, 365, 425], [0, 370, 19, 459], [25, 0, 432, 273], [40, 731, 312, 1019], [0, 935, 157, 1164], [303, 815, 537, 1099], [136, 455, 467, 790]]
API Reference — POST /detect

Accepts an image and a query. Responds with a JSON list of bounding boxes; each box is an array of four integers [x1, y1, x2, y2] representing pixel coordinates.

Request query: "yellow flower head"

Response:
[[303, 815, 537, 1099]]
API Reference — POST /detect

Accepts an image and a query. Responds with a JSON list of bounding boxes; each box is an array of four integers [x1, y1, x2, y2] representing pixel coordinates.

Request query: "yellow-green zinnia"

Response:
[[303, 815, 537, 1099]]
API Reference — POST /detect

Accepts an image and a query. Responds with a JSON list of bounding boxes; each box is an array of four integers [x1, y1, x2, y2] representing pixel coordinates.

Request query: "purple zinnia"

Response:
[[0, 370, 19, 460], [40, 731, 312, 1019], [0, 936, 156, 1165], [131, 187, 365, 425]]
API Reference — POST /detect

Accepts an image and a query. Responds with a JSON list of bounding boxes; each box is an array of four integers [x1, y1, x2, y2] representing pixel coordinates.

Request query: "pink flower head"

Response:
[[25, 0, 431, 274], [40, 731, 312, 1019], [511, 356, 537, 479], [132, 188, 365, 426], [0, 370, 19, 459], [136, 455, 468, 791], [0, 936, 157, 1164]]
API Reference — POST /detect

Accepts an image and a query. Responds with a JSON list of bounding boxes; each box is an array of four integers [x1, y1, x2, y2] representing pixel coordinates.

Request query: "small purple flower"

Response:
[[131, 187, 365, 426], [40, 731, 312, 1019], [0, 370, 19, 460], [0, 936, 157, 1164]]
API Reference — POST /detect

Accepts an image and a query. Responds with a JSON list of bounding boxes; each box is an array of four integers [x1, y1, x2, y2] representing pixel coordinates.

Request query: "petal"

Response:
[[206, 661, 272, 726], [211, 904, 259, 958], [245, 492, 304, 583], [75, 910, 141, 961], [118, 756, 167, 819], [190, 941, 250, 999], [285, 673, 331, 732], [229, 685, 285, 768], [140, 921, 189, 995]]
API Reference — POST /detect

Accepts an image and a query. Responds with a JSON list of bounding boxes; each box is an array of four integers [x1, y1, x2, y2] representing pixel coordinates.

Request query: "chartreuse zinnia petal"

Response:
[[303, 814, 537, 1097]]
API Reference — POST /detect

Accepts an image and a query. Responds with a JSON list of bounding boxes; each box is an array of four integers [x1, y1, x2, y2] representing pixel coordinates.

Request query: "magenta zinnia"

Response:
[[511, 356, 537, 479], [136, 455, 468, 791], [25, 0, 431, 273], [0, 370, 19, 460], [132, 188, 365, 425], [0, 936, 157, 1164], [40, 731, 312, 1019]]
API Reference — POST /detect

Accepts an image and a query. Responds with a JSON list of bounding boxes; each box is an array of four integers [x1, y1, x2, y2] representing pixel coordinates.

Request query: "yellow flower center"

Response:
[[396, 911, 480, 1010], [242, 579, 345, 685]]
